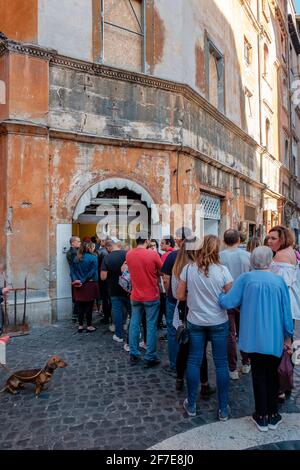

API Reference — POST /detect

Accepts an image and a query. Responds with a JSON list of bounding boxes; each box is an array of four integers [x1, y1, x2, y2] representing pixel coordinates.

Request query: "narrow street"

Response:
[[1, 318, 299, 450]]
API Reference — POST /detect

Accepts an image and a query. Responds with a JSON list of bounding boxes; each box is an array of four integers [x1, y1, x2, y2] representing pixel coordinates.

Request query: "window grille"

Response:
[[200, 194, 221, 220]]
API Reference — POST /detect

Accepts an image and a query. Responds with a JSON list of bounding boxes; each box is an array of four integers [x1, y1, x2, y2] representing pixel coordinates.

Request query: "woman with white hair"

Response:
[[219, 246, 293, 432]]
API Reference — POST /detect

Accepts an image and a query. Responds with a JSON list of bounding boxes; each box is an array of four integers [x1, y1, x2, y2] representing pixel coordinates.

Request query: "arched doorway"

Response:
[[56, 178, 160, 320], [72, 177, 160, 242]]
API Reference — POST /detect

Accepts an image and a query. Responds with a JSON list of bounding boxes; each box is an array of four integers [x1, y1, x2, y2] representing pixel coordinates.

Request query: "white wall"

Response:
[[56, 224, 72, 320], [38, 0, 93, 62]]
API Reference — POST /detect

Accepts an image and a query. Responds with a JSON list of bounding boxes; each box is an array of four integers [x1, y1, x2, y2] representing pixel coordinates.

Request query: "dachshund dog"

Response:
[[1, 355, 67, 396]]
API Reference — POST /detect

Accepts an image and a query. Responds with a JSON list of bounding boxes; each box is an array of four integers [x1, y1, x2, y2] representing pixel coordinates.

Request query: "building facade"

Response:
[[0, 0, 299, 324]]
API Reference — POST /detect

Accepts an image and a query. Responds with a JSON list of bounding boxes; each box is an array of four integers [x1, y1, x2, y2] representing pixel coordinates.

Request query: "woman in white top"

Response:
[[268, 225, 300, 401], [171, 243, 216, 399], [268, 226, 300, 322], [177, 235, 232, 420]]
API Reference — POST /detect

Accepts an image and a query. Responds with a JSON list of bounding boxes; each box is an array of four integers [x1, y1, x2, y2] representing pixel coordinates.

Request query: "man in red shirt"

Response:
[[160, 235, 175, 263], [126, 232, 162, 367]]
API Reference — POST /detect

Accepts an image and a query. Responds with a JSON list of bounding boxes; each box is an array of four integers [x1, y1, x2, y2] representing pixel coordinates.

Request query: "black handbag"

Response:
[[176, 266, 190, 345], [176, 323, 190, 344]]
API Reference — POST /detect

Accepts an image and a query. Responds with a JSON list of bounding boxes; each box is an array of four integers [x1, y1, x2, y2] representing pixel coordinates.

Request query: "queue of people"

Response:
[[65, 225, 299, 432]]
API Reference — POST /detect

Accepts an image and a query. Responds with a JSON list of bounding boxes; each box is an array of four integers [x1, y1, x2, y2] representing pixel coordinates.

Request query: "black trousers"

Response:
[[77, 301, 94, 327], [99, 281, 111, 323], [157, 293, 166, 327], [248, 353, 281, 416], [0, 304, 3, 333], [176, 338, 208, 384]]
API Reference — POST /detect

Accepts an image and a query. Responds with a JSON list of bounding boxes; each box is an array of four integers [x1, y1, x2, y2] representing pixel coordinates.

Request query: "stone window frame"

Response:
[[204, 32, 225, 114], [98, 0, 147, 72]]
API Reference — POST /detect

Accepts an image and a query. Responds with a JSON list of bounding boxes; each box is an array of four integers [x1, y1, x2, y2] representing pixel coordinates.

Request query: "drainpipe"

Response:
[[257, 0, 265, 235]]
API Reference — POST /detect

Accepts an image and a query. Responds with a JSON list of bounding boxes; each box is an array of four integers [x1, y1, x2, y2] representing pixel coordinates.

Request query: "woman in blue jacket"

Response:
[[219, 246, 293, 432], [70, 242, 99, 332]]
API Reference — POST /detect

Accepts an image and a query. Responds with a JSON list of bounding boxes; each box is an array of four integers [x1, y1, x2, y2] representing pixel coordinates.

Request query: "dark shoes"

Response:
[[251, 413, 268, 432], [268, 413, 282, 430], [176, 378, 184, 391], [143, 359, 161, 368], [200, 383, 217, 400], [130, 355, 140, 365]]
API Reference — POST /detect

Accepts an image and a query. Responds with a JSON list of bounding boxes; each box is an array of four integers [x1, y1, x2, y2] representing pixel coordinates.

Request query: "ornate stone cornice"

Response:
[[0, 38, 55, 60], [0, 120, 49, 137]]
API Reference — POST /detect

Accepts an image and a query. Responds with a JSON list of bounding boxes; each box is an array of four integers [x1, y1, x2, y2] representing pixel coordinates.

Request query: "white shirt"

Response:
[[180, 263, 233, 326], [270, 261, 300, 321]]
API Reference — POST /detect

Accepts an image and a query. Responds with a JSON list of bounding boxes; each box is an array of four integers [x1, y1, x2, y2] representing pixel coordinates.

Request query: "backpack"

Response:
[[119, 269, 132, 294]]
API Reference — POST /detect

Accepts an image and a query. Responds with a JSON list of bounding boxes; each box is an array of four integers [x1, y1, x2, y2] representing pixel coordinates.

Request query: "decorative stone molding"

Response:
[[0, 38, 55, 60], [53, 56, 93, 73], [238, 0, 261, 34], [0, 120, 49, 137]]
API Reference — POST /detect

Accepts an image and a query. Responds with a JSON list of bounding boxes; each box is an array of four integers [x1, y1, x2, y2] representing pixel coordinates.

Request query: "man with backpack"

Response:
[[101, 239, 131, 349]]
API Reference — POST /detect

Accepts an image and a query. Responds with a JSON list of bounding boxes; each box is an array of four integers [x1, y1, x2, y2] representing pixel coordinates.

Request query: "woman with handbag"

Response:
[[172, 243, 216, 399], [219, 246, 293, 432], [71, 242, 99, 333], [177, 235, 233, 420]]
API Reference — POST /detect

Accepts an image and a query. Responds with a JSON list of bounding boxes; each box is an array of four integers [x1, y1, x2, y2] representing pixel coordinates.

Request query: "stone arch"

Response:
[[72, 177, 160, 223]]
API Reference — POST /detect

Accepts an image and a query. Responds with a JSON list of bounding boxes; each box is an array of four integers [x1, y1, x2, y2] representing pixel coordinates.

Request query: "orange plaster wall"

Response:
[[7, 134, 50, 288], [0, 54, 9, 121], [8, 53, 49, 121], [0, 0, 38, 43], [49, 141, 174, 223]]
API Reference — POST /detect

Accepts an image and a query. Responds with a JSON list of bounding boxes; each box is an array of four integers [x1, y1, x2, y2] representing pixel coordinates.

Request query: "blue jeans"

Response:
[[129, 300, 160, 361], [165, 299, 178, 369], [110, 296, 131, 339], [186, 321, 229, 413]]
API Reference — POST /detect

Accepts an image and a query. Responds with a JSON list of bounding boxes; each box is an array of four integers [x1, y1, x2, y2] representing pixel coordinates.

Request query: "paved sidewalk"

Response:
[[0, 318, 299, 450]]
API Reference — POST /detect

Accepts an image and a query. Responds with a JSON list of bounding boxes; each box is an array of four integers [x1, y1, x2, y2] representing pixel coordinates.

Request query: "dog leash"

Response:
[[13, 369, 43, 380], [0, 361, 43, 380], [0, 362, 11, 373]]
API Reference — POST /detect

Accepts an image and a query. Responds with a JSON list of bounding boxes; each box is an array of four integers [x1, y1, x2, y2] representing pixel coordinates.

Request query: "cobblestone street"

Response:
[[1, 317, 299, 450]]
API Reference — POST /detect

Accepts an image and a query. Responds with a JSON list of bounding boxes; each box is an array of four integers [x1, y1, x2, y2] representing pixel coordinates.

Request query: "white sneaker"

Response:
[[139, 341, 147, 350], [113, 334, 123, 343], [229, 370, 239, 380], [241, 364, 251, 374], [109, 324, 115, 332], [123, 343, 130, 352]]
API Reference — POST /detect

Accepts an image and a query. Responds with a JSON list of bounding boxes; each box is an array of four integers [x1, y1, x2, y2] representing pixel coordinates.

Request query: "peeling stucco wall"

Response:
[[38, 0, 93, 62], [49, 64, 260, 181]]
